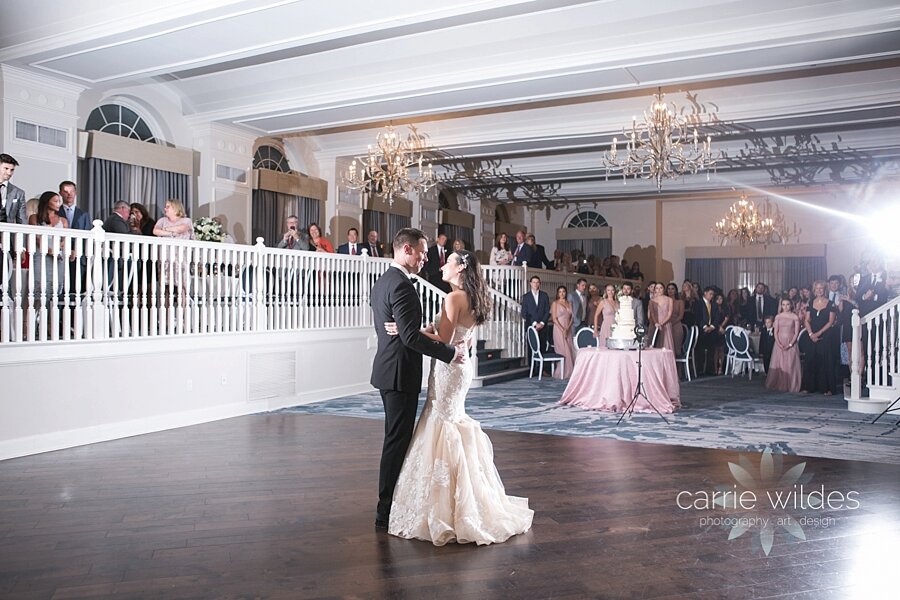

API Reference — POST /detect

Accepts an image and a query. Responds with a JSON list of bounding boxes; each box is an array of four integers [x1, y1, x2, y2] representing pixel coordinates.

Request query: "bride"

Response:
[[385, 249, 533, 546]]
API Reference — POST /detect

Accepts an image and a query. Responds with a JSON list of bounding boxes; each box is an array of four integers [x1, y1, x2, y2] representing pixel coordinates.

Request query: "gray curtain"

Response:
[[251, 190, 320, 246], [784, 256, 827, 289], [557, 238, 611, 261], [438, 224, 474, 250], [85, 157, 190, 224], [363, 210, 411, 250], [685, 258, 724, 290]]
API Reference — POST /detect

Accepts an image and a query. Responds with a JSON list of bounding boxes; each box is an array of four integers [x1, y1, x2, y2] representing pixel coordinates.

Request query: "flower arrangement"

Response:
[[193, 217, 225, 242]]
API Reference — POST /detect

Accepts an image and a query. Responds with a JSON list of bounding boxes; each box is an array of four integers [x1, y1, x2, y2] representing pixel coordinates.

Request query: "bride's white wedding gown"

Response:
[[388, 320, 534, 546]]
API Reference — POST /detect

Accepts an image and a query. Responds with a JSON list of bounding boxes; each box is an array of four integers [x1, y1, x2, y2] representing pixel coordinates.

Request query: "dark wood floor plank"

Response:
[[1, 413, 898, 599]]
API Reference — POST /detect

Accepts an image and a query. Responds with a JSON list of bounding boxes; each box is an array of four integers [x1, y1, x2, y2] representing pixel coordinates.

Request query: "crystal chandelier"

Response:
[[341, 124, 437, 206], [712, 193, 802, 246], [601, 89, 721, 191]]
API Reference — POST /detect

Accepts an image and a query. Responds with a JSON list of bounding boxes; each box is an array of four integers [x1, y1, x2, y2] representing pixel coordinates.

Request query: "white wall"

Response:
[[0, 328, 377, 460]]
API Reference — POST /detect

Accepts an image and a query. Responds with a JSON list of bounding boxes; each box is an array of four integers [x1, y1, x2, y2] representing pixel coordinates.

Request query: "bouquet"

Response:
[[193, 217, 225, 242]]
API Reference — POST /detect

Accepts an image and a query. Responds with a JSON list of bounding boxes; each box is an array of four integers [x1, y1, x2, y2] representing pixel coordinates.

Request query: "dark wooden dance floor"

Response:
[[1, 413, 898, 599]]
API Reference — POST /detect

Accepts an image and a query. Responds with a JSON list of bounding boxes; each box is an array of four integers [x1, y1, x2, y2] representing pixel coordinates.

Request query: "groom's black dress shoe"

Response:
[[375, 519, 388, 530]]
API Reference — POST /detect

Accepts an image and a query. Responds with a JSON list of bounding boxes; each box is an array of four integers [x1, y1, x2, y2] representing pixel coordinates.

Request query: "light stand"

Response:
[[616, 324, 671, 426]]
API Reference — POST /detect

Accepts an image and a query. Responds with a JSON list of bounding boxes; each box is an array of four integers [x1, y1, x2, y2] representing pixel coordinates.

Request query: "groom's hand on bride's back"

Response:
[[453, 341, 468, 364]]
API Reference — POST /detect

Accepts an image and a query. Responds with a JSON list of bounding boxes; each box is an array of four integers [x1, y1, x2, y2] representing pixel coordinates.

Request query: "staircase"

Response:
[[847, 295, 900, 414], [471, 339, 529, 387]]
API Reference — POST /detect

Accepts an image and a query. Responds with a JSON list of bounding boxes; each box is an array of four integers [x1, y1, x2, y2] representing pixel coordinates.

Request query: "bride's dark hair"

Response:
[[453, 249, 491, 325]]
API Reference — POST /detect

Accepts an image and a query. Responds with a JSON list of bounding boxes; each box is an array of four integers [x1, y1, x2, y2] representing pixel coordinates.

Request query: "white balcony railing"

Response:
[[848, 295, 900, 413]]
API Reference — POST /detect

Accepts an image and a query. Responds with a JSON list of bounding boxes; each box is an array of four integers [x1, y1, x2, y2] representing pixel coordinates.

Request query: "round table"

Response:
[[559, 347, 681, 413]]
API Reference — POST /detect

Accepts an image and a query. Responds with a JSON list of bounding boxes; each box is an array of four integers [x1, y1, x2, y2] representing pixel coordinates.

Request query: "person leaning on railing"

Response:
[[152, 199, 193, 240]]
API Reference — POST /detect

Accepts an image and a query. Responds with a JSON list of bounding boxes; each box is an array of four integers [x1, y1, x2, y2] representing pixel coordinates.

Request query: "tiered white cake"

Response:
[[607, 295, 640, 349]]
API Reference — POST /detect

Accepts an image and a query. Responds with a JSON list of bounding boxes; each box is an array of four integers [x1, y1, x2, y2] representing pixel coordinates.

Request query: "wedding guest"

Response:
[[550, 286, 576, 379], [102, 201, 138, 235], [511, 230, 532, 266], [336, 227, 362, 255], [452, 238, 466, 253], [556, 251, 576, 274], [695, 286, 721, 376], [28, 191, 70, 300], [153, 199, 193, 239], [129, 203, 156, 236], [759, 315, 775, 373], [681, 280, 698, 328], [490, 232, 512, 266], [585, 283, 601, 328], [621, 259, 632, 279], [568, 278, 588, 331], [365, 230, 384, 257], [521, 275, 550, 364], [649, 282, 675, 352], [57, 181, 92, 230], [800, 281, 838, 395], [712, 292, 732, 374], [726, 289, 742, 328], [277, 215, 310, 250], [307, 223, 334, 253], [592, 284, 618, 347], [629, 261, 644, 281], [766, 298, 802, 392], [525, 234, 553, 270], [667, 282, 685, 355], [607, 255, 625, 279]]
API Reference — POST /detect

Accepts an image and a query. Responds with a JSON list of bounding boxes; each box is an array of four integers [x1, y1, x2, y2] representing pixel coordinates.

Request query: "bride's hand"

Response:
[[423, 323, 435, 334], [452, 341, 468, 364], [384, 321, 398, 336]]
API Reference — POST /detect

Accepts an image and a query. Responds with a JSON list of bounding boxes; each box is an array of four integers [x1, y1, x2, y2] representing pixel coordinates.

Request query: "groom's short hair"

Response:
[[393, 227, 427, 252]]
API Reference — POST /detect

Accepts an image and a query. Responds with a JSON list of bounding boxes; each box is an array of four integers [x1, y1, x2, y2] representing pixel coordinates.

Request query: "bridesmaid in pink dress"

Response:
[[766, 298, 802, 392], [666, 282, 685, 355], [550, 286, 577, 379], [592, 284, 618, 347], [651, 282, 675, 352]]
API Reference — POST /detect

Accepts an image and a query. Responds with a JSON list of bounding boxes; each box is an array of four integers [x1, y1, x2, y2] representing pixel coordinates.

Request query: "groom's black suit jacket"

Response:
[[370, 265, 455, 392]]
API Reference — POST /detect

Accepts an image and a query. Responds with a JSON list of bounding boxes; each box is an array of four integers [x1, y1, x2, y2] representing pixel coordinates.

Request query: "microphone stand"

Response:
[[617, 325, 671, 426]]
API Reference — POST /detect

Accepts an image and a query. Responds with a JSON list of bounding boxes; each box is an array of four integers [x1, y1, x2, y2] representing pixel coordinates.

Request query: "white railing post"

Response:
[[253, 237, 268, 331], [90, 220, 107, 339], [850, 308, 861, 402]]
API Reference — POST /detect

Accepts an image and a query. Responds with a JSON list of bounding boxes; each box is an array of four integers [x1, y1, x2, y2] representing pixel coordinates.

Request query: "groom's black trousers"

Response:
[[377, 388, 420, 523]]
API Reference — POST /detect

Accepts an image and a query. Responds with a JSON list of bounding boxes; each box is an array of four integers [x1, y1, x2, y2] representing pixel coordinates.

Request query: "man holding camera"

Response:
[[277, 215, 310, 251]]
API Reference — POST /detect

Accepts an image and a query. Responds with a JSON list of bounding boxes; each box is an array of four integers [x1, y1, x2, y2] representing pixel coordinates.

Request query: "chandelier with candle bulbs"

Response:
[[601, 89, 721, 192], [712, 193, 802, 246], [341, 124, 437, 206]]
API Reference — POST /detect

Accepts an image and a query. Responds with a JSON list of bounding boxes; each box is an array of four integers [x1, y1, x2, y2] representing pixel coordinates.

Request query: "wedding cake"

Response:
[[607, 295, 641, 349]]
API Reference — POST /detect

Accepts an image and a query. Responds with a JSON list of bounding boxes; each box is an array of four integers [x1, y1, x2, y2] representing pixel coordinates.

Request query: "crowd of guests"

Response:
[[516, 257, 893, 394]]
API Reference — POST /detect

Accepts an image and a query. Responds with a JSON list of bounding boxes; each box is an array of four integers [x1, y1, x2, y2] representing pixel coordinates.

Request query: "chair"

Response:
[[723, 325, 739, 374], [527, 325, 564, 381], [675, 325, 699, 381], [727, 327, 760, 380], [575, 327, 598, 350]]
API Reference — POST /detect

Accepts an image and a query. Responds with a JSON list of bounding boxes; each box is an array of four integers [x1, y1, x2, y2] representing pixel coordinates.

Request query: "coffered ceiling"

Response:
[[3, 0, 900, 203]]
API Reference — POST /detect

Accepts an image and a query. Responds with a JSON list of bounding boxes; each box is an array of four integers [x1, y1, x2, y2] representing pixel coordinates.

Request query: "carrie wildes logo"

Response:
[[676, 449, 860, 555]]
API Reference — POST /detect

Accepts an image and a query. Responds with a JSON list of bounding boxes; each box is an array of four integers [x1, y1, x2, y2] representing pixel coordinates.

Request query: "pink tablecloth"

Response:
[[559, 348, 681, 413]]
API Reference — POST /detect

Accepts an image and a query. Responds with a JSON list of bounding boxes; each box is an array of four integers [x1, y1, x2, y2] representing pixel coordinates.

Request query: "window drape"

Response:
[[363, 209, 410, 249], [557, 239, 611, 261], [84, 157, 190, 224], [438, 224, 474, 250], [685, 256, 826, 293], [252, 190, 320, 247]]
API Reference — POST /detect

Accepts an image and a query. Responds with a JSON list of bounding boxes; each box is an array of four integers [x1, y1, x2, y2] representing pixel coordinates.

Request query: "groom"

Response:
[[370, 228, 464, 530]]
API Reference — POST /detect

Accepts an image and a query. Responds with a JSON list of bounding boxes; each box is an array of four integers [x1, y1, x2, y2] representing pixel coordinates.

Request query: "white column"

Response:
[[0, 65, 84, 198], [191, 123, 257, 244]]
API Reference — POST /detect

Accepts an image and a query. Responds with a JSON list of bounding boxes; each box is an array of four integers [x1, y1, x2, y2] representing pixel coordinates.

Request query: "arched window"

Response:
[[85, 104, 157, 143], [567, 210, 608, 228], [253, 145, 290, 172]]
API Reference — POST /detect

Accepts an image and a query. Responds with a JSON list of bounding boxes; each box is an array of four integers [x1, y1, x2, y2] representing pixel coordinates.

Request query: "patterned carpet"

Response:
[[275, 376, 900, 464]]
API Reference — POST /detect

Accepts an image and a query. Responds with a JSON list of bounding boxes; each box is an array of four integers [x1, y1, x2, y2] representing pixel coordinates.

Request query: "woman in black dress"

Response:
[[800, 281, 838, 395]]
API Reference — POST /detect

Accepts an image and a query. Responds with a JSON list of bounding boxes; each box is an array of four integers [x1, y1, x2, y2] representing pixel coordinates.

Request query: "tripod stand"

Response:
[[616, 329, 671, 426]]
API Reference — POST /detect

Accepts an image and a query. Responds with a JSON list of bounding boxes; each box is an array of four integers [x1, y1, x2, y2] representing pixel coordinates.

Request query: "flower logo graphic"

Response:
[[713, 448, 820, 556]]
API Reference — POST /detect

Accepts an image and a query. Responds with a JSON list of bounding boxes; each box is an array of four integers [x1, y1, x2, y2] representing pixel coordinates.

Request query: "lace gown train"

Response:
[[388, 323, 534, 546]]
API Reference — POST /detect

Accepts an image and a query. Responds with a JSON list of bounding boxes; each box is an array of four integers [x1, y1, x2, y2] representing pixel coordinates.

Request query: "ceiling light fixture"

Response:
[[601, 89, 721, 191]]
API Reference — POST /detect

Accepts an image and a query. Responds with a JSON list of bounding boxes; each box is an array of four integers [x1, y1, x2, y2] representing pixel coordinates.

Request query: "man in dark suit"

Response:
[[424, 233, 451, 293], [102, 201, 138, 234], [57, 181, 93, 230], [751, 282, 777, 331], [759, 315, 775, 373], [365, 229, 384, 258], [521, 275, 551, 359], [336, 227, 362, 256], [370, 228, 464, 530], [525, 234, 553, 270], [0, 154, 26, 224], [694, 286, 721, 375], [856, 259, 890, 316], [510, 230, 533, 266]]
